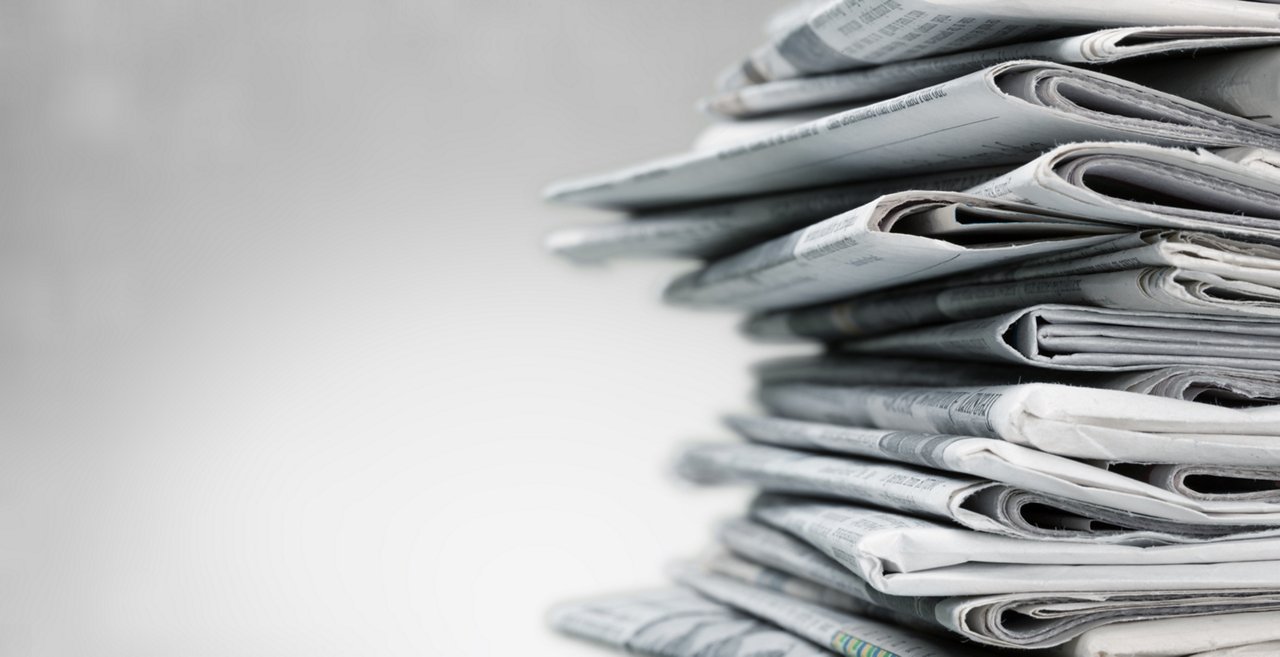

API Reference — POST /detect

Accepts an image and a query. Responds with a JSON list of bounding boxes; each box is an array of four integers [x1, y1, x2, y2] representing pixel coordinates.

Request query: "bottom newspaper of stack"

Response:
[[550, 374, 1280, 657]]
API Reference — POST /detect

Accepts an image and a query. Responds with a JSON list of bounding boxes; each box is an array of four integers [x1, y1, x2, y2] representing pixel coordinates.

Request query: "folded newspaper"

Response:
[[727, 413, 1280, 509], [678, 441, 1280, 541], [744, 494, 1280, 596], [549, 582, 1280, 655], [828, 304, 1280, 371], [754, 354, 1280, 406], [758, 382, 1280, 464], [716, 0, 1280, 88], [661, 191, 1127, 310], [704, 26, 1280, 118], [738, 228, 1280, 324], [694, 545, 1280, 650], [544, 167, 1008, 262], [969, 142, 1280, 245], [546, 63, 1280, 209]]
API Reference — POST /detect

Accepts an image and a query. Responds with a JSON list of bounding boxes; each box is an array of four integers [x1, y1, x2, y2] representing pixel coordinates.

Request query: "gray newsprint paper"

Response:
[[748, 495, 1280, 597], [544, 167, 1008, 263], [548, 588, 830, 657], [716, 0, 1280, 88], [545, 63, 1280, 210], [704, 27, 1280, 118], [830, 304, 1280, 372], [725, 415, 1280, 517], [699, 534, 1280, 650], [754, 354, 1280, 408], [758, 382, 1280, 464]]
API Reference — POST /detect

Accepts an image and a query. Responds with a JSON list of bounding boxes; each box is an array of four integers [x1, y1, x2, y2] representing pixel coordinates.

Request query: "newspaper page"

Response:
[[704, 27, 1280, 117], [548, 588, 831, 657], [725, 415, 1280, 520], [546, 63, 1280, 210], [749, 495, 1280, 597], [670, 566, 981, 657], [545, 167, 1009, 263], [1063, 611, 1280, 657], [662, 192, 1126, 310], [967, 142, 1280, 245], [833, 304, 1280, 372], [1115, 46, 1280, 127], [702, 540, 1280, 650], [753, 354, 1280, 405], [716, 0, 1280, 88], [677, 442, 1280, 540], [758, 382, 1280, 464]]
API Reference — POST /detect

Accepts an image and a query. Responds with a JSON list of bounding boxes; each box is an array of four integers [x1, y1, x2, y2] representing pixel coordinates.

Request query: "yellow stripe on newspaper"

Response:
[[830, 631, 900, 657]]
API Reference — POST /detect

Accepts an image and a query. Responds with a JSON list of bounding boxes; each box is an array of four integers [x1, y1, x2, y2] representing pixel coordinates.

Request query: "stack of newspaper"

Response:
[[544, 2, 1280, 656]]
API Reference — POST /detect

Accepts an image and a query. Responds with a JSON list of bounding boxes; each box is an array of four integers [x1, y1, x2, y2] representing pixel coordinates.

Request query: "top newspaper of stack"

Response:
[[717, 0, 1280, 88], [544, 61, 1280, 210]]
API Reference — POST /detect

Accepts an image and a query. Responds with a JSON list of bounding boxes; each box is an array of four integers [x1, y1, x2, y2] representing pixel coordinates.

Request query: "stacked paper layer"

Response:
[[544, 2, 1280, 656]]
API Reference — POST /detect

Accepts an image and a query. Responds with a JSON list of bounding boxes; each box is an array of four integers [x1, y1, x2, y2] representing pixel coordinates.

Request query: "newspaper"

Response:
[[548, 588, 831, 657], [830, 304, 1280, 372], [678, 441, 1280, 541], [662, 192, 1129, 310], [669, 565, 981, 657], [724, 415, 1280, 518], [1116, 46, 1280, 127], [704, 26, 1280, 118], [699, 538, 1280, 650], [747, 495, 1280, 597], [738, 233, 1280, 329], [753, 354, 1280, 406], [758, 382, 1280, 464], [967, 142, 1280, 245], [545, 167, 1009, 263], [546, 63, 1280, 210], [716, 0, 1280, 88]]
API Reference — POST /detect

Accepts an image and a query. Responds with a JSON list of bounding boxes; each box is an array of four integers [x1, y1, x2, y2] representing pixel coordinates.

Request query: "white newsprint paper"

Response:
[[717, 0, 1280, 87], [832, 304, 1280, 372], [749, 494, 1280, 597], [546, 63, 1280, 210], [545, 167, 1008, 262], [755, 354, 1280, 407], [758, 382, 1280, 464], [661, 192, 1125, 311], [548, 588, 830, 657], [704, 27, 1280, 118]]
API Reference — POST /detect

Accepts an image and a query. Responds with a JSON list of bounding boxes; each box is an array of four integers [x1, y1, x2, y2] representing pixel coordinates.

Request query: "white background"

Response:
[[0, 2, 805, 655]]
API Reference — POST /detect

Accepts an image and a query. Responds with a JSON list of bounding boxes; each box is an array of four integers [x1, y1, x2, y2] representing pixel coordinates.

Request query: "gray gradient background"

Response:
[[0, 1, 799, 655]]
